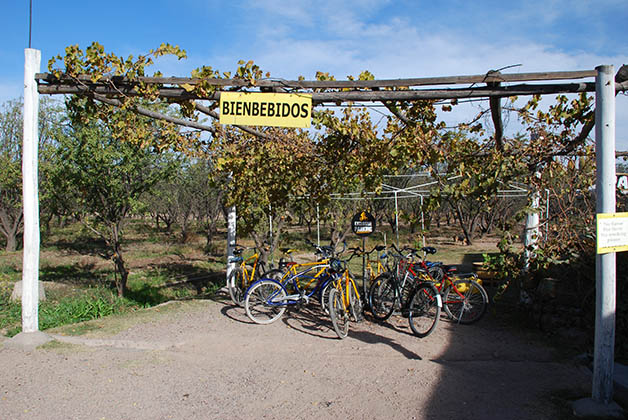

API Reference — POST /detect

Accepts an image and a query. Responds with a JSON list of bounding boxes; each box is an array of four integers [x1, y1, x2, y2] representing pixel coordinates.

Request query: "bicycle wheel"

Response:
[[408, 283, 441, 338], [368, 273, 396, 321], [443, 278, 488, 324], [428, 265, 445, 282], [319, 278, 333, 315], [244, 280, 287, 325], [261, 268, 284, 281], [329, 287, 350, 339], [227, 266, 247, 306], [348, 275, 363, 322]]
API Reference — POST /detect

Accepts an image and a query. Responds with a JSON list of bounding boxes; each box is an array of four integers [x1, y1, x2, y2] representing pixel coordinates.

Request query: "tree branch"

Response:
[[193, 102, 269, 139], [92, 94, 216, 133]]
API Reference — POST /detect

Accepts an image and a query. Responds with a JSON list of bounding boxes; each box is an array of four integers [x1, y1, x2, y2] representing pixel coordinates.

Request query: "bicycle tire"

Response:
[[244, 280, 287, 325], [428, 265, 445, 282], [329, 287, 350, 339], [319, 278, 333, 315], [368, 273, 396, 321], [348, 274, 363, 322], [408, 283, 441, 338], [443, 278, 488, 324], [261, 268, 285, 281], [227, 266, 247, 307]]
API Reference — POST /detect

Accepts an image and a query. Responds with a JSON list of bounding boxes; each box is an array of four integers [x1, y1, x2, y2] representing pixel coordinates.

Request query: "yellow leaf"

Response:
[[180, 83, 195, 92]]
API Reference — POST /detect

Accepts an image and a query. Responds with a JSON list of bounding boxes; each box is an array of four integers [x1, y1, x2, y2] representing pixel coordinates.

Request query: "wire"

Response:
[[28, 0, 32, 48]]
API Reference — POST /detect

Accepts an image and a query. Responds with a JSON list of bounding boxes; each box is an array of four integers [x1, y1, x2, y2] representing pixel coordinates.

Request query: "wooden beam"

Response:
[[38, 81, 604, 102], [487, 74, 504, 151], [35, 69, 597, 89]]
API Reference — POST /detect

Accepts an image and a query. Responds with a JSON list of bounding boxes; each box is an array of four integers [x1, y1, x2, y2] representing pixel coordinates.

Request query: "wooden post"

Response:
[[593, 64, 616, 404], [21, 49, 41, 333]]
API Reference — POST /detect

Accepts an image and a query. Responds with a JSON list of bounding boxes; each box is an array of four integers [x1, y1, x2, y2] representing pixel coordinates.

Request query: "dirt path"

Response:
[[0, 292, 593, 419]]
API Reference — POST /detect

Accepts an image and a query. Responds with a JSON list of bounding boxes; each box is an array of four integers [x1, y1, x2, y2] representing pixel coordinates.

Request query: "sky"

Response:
[[2, 0, 628, 150]]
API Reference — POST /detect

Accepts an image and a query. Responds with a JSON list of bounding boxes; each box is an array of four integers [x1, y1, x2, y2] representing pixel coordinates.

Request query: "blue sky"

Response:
[[2, 0, 628, 149]]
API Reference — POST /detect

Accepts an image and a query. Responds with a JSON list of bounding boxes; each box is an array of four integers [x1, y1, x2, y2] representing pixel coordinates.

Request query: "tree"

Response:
[[213, 126, 317, 263], [53, 116, 175, 296], [0, 97, 64, 251]]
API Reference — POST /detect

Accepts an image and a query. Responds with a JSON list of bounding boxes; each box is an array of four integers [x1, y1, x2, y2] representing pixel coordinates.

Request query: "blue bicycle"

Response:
[[244, 242, 339, 325]]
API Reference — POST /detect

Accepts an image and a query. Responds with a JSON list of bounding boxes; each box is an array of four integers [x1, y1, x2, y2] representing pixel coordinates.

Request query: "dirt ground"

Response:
[[0, 290, 596, 420]]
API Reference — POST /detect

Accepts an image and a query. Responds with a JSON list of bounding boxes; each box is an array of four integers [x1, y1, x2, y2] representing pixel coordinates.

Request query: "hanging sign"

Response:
[[219, 92, 311, 128], [597, 212, 628, 254], [351, 211, 376, 237]]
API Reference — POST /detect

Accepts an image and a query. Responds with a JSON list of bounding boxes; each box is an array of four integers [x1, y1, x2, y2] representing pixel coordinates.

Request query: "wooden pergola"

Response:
[[20, 48, 628, 412]]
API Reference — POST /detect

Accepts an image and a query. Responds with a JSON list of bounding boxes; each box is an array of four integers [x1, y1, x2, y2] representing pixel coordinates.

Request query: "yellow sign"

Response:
[[219, 92, 311, 128], [597, 212, 628, 254]]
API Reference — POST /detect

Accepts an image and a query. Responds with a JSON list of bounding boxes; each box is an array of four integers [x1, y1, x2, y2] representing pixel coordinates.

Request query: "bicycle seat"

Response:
[[422, 247, 437, 255], [317, 246, 334, 257], [375, 245, 386, 252], [280, 248, 295, 254]]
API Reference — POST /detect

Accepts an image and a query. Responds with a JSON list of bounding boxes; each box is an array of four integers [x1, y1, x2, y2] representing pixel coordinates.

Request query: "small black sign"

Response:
[[351, 211, 376, 237]]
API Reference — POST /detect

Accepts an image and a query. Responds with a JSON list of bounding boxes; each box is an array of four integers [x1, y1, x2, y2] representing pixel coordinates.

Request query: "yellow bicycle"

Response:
[[328, 249, 363, 339], [227, 245, 271, 306]]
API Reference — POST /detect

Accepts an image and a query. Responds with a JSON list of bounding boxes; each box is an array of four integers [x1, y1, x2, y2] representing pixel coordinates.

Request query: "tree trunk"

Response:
[[5, 234, 17, 252], [454, 203, 473, 245], [111, 224, 128, 297]]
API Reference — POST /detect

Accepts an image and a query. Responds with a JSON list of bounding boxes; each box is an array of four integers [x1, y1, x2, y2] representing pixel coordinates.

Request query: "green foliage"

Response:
[[0, 286, 21, 335], [51, 116, 177, 296], [38, 289, 126, 330]]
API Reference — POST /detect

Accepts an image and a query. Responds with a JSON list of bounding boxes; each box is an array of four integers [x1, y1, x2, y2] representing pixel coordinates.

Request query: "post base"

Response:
[[4, 331, 52, 351], [572, 398, 624, 419]]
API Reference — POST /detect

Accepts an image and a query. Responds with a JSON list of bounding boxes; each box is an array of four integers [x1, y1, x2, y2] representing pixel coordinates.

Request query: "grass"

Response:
[[0, 220, 228, 337]]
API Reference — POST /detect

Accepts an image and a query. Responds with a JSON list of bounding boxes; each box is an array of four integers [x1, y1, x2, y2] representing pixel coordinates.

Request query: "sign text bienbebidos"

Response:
[[219, 92, 312, 128]]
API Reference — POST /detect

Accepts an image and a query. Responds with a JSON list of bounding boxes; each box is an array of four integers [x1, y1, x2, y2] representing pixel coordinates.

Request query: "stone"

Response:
[[3, 331, 52, 352], [10, 280, 46, 302]]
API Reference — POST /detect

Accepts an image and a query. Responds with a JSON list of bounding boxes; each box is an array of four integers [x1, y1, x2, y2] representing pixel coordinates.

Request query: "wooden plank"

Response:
[[35, 69, 598, 89], [38, 82, 600, 102]]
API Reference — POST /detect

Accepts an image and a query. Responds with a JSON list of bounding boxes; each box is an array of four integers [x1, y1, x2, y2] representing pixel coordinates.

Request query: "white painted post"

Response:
[[545, 189, 550, 244], [226, 205, 237, 283], [420, 195, 425, 247], [394, 191, 399, 247], [268, 204, 273, 265], [593, 64, 616, 404], [316, 204, 320, 246], [523, 173, 541, 271], [21, 48, 41, 333]]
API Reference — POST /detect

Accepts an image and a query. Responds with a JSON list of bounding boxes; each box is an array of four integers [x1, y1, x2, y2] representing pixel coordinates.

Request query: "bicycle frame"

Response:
[[228, 249, 261, 289], [332, 268, 361, 310], [251, 261, 333, 307]]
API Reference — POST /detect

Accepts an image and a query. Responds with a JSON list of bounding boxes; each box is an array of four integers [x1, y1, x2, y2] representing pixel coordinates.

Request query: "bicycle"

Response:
[[227, 244, 275, 307], [417, 247, 489, 325], [431, 267, 488, 324], [243, 240, 337, 325], [363, 244, 388, 287], [368, 245, 441, 337], [327, 247, 364, 339]]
